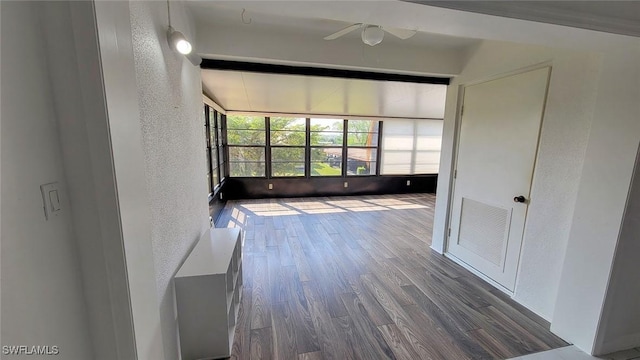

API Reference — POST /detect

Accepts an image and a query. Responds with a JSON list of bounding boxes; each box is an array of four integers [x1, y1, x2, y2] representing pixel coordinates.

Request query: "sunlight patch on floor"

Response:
[[232, 197, 430, 216]]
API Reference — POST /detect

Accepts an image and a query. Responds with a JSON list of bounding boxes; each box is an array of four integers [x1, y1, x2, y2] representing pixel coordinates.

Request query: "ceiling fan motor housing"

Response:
[[362, 25, 385, 46]]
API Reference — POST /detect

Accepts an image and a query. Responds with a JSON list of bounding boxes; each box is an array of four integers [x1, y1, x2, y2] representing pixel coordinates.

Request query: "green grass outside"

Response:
[[311, 163, 341, 176]]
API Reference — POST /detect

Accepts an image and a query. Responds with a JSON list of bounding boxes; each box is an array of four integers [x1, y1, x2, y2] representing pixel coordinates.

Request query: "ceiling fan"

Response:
[[324, 23, 417, 46]]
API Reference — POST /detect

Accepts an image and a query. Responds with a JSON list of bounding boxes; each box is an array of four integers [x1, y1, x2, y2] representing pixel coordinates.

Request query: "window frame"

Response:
[[209, 108, 220, 190], [227, 115, 268, 178], [345, 119, 381, 177], [379, 119, 442, 175], [222, 114, 441, 180], [269, 116, 307, 178], [309, 118, 345, 178]]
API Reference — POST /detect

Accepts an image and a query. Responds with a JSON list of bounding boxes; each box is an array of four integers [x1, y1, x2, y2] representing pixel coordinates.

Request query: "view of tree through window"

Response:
[[271, 117, 306, 176], [222, 115, 439, 179], [310, 118, 344, 176], [227, 115, 266, 177], [347, 120, 379, 175]]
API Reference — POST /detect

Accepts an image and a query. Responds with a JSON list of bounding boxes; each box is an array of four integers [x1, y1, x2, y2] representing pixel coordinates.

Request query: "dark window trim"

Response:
[[341, 119, 348, 177], [264, 117, 271, 178], [376, 122, 383, 175], [305, 118, 311, 177], [201, 59, 450, 85], [224, 116, 439, 181], [220, 114, 228, 179], [204, 105, 214, 193], [212, 109, 221, 186]]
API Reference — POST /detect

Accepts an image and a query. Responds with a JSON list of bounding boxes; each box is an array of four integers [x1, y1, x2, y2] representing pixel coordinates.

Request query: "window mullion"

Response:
[[205, 106, 214, 193], [221, 114, 228, 179], [305, 118, 311, 178], [213, 110, 221, 188], [265, 117, 271, 178], [342, 119, 348, 177], [376, 121, 383, 175]]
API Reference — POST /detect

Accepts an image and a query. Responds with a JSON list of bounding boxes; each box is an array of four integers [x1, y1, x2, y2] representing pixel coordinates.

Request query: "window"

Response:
[[310, 118, 343, 176], [346, 120, 379, 175], [270, 117, 306, 177], [217, 113, 226, 181], [381, 119, 442, 174], [222, 114, 442, 180], [204, 104, 227, 193], [414, 120, 442, 173], [209, 108, 219, 189], [227, 115, 266, 177], [204, 106, 213, 193]]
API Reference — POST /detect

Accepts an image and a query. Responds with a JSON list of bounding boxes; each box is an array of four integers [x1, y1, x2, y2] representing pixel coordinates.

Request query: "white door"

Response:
[[447, 67, 550, 291]]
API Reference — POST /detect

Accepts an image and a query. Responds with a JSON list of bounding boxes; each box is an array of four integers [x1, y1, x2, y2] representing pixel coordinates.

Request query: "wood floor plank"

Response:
[[282, 270, 321, 354], [468, 328, 520, 359], [286, 235, 313, 282], [377, 323, 422, 360], [271, 301, 298, 360], [267, 252, 288, 303], [402, 284, 494, 359], [250, 327, 273, 360], [478, 305, 551, 353], [302, 243, 349, 318], [375, 258, 413, 287], [251, 256, 271, 330], [387, 257, 482, 331], [277, 239, 296, 267], [330, 316, 358, 360], [457, 276, 566, 347], [339, 292, 397, 359], [359, 273, 443, 359], [368, 270, 416, 307], [231, 286, 253, 360], [403, 304, 473, 359], [346, 275, 394, 326], [302, 283, 343, 360], [298, 351, 324, 360], [254, 225, 267, 253]]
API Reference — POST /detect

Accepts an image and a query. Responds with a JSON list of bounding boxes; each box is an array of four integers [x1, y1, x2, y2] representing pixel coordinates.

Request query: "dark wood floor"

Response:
[[216, 194, 567, 360]]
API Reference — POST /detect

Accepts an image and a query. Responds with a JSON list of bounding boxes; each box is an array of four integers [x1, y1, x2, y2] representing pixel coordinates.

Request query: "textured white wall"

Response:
[[552, 47, 640, 354], [432, 40, 600, 320], [514, 50, 601, 319], [129, 1, 210, 359], [1, 2, 93, 358], [596, 147, 640, 353]]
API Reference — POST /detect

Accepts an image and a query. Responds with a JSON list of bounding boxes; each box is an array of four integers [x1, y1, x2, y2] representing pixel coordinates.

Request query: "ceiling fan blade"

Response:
[[382, 27, 417, 40], [324, 23, 363, 40]]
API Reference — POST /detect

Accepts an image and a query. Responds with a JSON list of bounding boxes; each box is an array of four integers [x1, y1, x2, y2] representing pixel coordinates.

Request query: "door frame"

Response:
[[442, 62, 553, 295]]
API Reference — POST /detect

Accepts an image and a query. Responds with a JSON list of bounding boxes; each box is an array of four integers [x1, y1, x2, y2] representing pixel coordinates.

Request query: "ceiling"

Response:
[[190, 1, 639, 119], [187, 2, 479, 51], [190, 1, 459, 119], [201, 69, 447, 119]]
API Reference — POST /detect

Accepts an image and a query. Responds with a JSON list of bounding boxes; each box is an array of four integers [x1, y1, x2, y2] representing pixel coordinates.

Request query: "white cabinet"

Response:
[[175, 228, 243, 360]]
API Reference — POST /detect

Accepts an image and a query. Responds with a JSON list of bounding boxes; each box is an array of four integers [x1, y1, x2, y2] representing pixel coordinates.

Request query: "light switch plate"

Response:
[[40, 182, 61, 220]]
